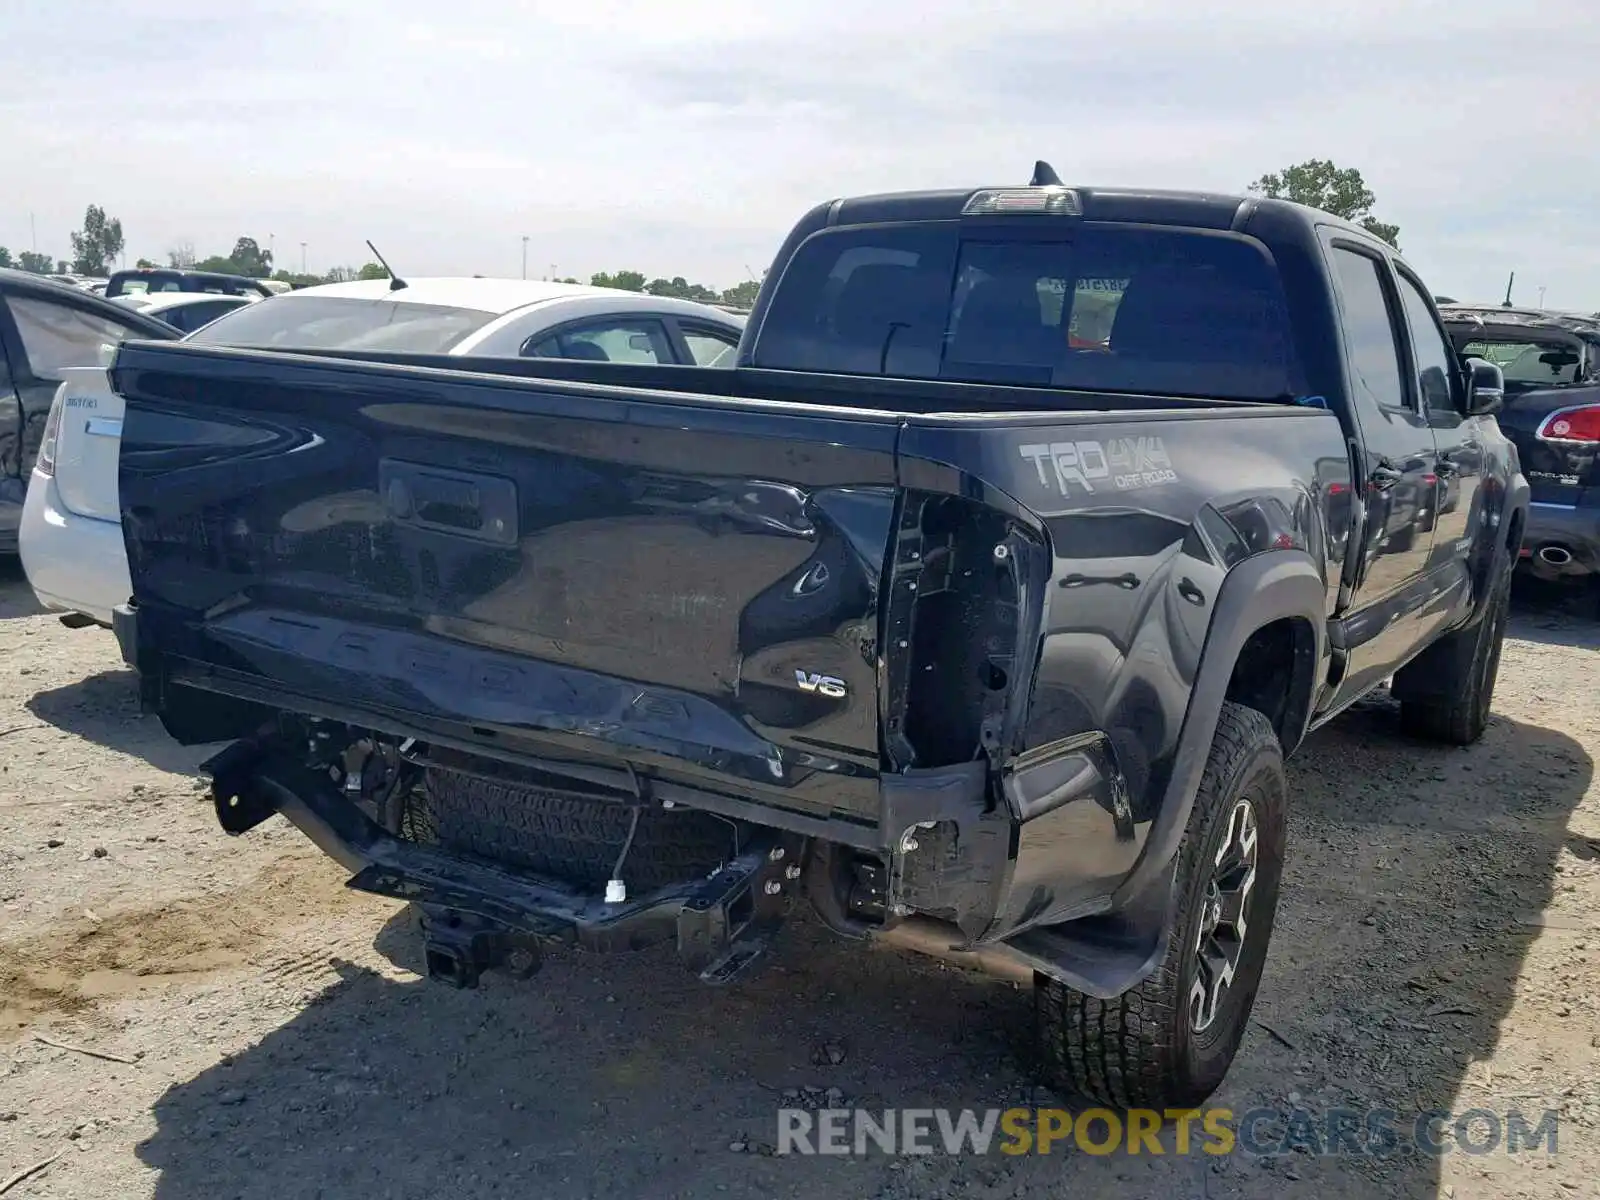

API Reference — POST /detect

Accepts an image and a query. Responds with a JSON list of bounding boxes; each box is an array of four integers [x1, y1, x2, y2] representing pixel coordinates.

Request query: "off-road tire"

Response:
[[1396, 559, 1512, 746], [1033, 702, 1287, 1108], [417, 767, 740, 893]]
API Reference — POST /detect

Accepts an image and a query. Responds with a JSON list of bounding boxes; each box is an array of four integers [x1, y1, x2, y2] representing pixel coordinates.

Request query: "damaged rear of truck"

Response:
[[111, 177, 1520, 1108]]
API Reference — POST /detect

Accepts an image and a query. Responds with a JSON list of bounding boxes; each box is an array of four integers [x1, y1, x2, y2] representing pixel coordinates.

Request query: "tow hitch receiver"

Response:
[[354, 833, 799, 988]]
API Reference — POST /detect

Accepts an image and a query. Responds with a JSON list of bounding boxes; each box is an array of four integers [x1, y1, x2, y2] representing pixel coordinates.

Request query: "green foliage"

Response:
[[555, 276, 582, 284], [270, 270, 326, 289], [69, 205, 125, 275], [720, 279, 760, 309], [228, 237, 273, 277], [56, 259, 71, 275], [185, 238, 273, 278], [645, 275, 721, 302], [1248, 159, 1400, 248], [589, 269, 646, 292], [17, 251, 53, 274], [0, 247, 11, 269], [135, 257, 158, 269], [356, 262, 389, 281]]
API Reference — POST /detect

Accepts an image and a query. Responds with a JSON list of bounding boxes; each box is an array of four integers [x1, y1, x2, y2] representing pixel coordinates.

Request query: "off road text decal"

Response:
[[1019, 436, 1178, 497]]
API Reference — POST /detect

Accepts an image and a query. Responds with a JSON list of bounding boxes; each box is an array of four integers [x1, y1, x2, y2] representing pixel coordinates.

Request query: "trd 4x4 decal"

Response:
[[1019, 436, 1178, 497]]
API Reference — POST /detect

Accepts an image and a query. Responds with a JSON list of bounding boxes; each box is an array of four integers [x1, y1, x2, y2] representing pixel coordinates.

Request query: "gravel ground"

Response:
[[1, 559, 1596, 1199]]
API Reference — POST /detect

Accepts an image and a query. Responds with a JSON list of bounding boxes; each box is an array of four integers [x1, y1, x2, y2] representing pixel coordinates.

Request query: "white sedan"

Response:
[[20, 277, 747, 626], [110, 290, 261, 334]]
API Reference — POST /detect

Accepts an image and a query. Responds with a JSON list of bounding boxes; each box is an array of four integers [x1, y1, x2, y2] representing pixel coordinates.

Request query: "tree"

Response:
[[0, 248, 11, 270], [135, 257, 158, 269], [193, 255, 238, 274], [720, 279, 760, 309], [56, 259, 72, 275], [229, 237, 272, 277], [590, 270, 646, 292], [356, 262, 389, 281], [17, 251, 53, 274], [644, 275, 721, 302], [271, 269, 325, 289], [555, 276, 582, 285], [69, 205, 126, 275], [1248, 159, 1399, 248], [169, 242, 197, 269]]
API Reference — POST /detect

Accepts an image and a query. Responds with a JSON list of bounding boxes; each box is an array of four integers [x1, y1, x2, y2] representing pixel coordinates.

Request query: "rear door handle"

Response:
[[1369, 464, 1403, 491]]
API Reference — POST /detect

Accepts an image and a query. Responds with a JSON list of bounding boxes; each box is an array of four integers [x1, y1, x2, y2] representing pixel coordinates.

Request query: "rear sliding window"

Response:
[[185, 296, 498, 353], [754, 222, 1299, 400]]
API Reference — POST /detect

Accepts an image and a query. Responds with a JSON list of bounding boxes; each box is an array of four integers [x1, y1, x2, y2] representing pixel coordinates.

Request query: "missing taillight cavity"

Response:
[[885, 493, 1026, 769], [1537, 405, 1600, 443]]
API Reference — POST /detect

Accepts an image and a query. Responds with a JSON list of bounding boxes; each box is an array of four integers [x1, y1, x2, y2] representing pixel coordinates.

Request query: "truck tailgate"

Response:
[[114, 344, 906, 824]]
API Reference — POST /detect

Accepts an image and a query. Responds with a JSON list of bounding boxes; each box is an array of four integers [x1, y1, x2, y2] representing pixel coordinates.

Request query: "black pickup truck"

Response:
[[110, 167, 1527, 1109]]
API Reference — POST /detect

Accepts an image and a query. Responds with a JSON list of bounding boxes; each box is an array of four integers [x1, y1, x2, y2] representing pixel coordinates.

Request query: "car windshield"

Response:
[[1458, 336, 1585, 386], [753, 221, 1300, 400], [185, 296, 499, 353]]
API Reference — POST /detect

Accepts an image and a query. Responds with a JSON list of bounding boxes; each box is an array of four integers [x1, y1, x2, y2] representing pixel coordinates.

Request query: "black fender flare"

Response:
[[1110, 548, 1328, 913]]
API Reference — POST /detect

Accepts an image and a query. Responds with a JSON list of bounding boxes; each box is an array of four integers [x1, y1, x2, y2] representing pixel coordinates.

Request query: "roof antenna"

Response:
[[365, 240, 407, 291], [1501, 270, 1514, 308], [1030, 160, 1063, 187]]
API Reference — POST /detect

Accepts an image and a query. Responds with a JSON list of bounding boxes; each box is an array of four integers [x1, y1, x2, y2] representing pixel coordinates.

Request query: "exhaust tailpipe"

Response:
[[1537, 544, 1574, 568], [871, 916, 1035, 985]]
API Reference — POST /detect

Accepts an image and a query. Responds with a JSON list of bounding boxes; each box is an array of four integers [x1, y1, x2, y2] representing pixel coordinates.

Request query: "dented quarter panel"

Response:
[[897, 404, 1349, 933]]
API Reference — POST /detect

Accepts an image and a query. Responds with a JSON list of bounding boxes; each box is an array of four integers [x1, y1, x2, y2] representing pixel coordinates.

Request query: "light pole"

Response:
[[269, 233, 276, 271], [300, 242, 307, 275], [1538, 287, 1547, 310], [521, 236, 529, 280]]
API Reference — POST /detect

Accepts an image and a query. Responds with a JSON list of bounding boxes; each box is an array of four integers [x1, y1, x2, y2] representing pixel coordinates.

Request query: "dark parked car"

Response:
[[110, 168, 1526, 1109], [103, 268, 275, 300], [0, 268, 176, 554], [1439, 305, 1600, 580]]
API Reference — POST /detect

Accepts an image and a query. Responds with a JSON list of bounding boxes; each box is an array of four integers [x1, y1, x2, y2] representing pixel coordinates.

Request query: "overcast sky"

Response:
[[5, 0, 1596, 308]]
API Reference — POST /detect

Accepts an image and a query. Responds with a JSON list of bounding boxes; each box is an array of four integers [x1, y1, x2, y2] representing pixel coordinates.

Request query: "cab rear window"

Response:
[[753, 222, 1299, 401]]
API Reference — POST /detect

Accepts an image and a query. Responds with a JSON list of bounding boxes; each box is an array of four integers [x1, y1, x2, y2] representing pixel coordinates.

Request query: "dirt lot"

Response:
[[1, 560, 1597, 1200]]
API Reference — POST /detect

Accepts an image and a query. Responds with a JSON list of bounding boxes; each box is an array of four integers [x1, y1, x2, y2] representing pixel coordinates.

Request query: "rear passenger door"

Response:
[[1393, 267, 1483, 622], [0, 288, 167, 481], [522, 318, 675, 364], [1322, 239, 1442, 704], [673, 321, 741, 367]]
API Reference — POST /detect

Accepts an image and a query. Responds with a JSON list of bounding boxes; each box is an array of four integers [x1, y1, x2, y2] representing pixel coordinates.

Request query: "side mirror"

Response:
[[1463, 357, 1504, 416]]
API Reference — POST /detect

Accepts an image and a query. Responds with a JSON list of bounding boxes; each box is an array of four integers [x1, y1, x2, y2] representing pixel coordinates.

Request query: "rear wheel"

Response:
[[1032, 702, 1287, 1108], [1397, 560, 1512, 746]]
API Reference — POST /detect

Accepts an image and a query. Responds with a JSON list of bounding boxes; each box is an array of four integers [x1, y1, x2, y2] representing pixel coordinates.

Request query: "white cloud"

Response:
[[2, 0, 1595, 308]]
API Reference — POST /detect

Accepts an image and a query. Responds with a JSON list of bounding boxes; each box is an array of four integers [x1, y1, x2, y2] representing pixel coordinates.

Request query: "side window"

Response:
[[524, 319, 672, 364], [1395, 273, 1457, 413], [7, 296, 140, 379], [1329, 248, 1407, 412], [172, 301, 238, 333], [682, 327, 739, 366]]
